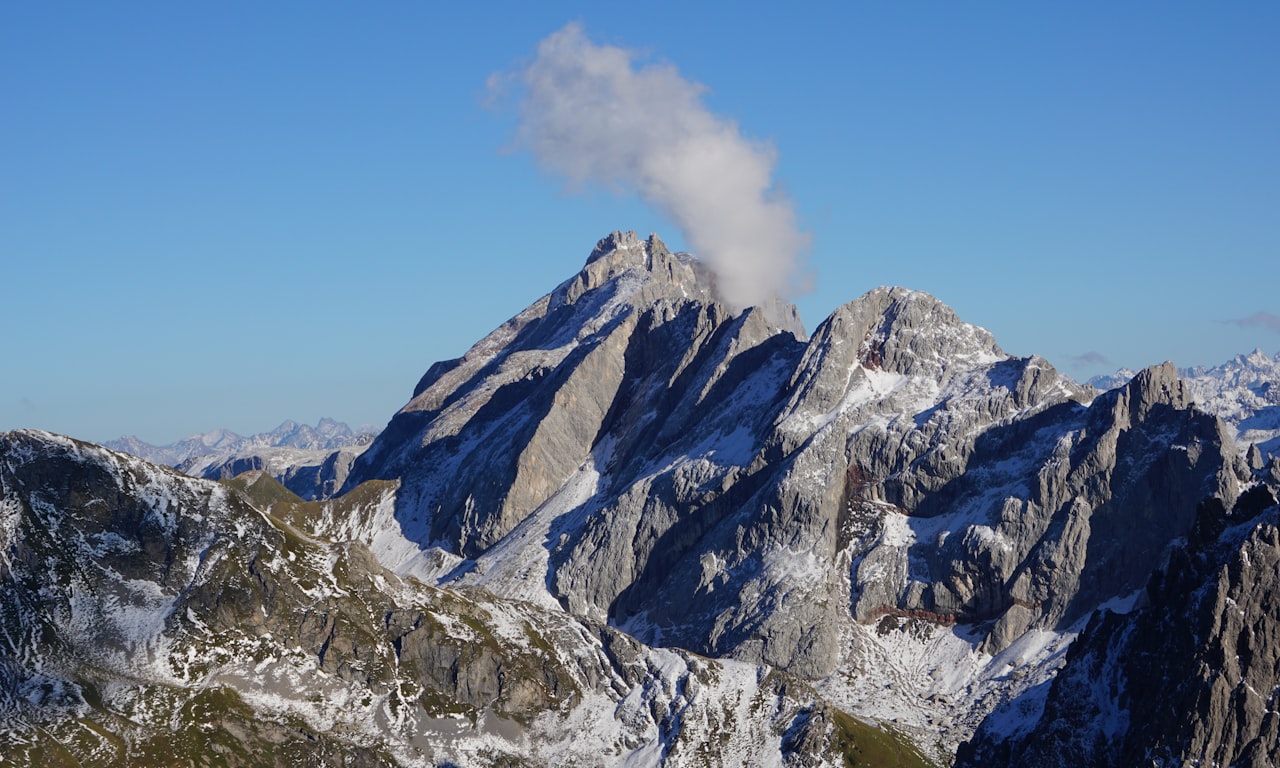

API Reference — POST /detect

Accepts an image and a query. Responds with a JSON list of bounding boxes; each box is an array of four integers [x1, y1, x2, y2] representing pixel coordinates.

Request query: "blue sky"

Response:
[[3, 3, 1277, 445]]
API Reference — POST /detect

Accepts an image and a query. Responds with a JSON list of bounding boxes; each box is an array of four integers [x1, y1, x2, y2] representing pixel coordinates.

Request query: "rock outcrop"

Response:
[[1092, 347, 1280, 460]]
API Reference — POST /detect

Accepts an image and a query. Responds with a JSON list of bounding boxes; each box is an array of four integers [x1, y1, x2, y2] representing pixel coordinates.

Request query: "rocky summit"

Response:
[[2, 231, 1277, 766]]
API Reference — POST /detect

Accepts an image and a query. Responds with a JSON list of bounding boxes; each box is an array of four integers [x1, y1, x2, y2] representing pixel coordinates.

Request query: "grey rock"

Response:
[[179, 441, 371, 500], [346, 231, 801, 558], [1098, 347, 1280, 460]]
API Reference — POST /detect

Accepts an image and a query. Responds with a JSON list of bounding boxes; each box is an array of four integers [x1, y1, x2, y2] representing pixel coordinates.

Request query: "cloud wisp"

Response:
[[1228, 311, 1280, 335], [491, 22, 811, 310], [1069, 350, 1111, 369]]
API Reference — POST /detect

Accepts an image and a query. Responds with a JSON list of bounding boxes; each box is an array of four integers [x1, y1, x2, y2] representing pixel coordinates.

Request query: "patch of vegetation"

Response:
[[830, 709, 938, 768], [223, 474, 398, 545], [329, 480, 398, 516], [3, 686, 399, 768], [222, 472, 305, 510]]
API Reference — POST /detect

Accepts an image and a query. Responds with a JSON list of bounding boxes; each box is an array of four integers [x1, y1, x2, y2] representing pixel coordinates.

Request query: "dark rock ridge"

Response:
[[956, 483, 1280, 767], [1092, 347, 1280, 460], [7, 230, 1265, 763]]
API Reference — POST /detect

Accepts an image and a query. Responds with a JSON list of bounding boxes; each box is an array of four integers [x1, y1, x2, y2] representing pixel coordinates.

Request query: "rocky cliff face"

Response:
[[1182, 349, 1280, 460], [1092, 348, 1280, 460], [955, 484, 1280, 767], [346, 231, 802, 555]]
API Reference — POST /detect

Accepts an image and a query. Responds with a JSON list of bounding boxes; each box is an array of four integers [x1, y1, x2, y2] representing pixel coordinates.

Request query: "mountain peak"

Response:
[[565, 230, 708, 305], [1240, 347, 1277, 368], [584, 230, 665, 264], [816, 285, 1004, 377], [576, 231, 805, 333]]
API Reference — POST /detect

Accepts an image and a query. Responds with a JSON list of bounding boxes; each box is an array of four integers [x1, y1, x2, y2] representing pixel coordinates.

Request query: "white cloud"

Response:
[[492, 22, 811, 310], [1069, 350, 1111, 368]]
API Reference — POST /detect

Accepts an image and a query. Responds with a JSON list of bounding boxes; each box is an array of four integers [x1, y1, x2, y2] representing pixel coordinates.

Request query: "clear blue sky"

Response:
[[3, 3, 1277, 445]]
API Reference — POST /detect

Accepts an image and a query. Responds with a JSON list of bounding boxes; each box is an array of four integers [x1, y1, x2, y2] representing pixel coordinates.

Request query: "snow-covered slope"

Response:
[[956, 486, 1280, 766], [1181, 349, 1280, 458], [7, 231, 1268, 765]]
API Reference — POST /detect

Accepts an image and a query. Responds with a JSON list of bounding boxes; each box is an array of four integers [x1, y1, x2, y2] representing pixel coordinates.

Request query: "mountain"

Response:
[[176, 441, 375, 501], [1090, 349, 1280, 460], [1181, 349, 1280, 460], [339, 231, 1246, 758], [105, 419, 380, 500], [105, 418, 379, 465], [4, 230, 1275, 766]]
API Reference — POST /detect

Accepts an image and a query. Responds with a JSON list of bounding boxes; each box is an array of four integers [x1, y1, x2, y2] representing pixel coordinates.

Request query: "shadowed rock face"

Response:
[[343, 232, 1244, 684], [956, 487, 1280, 768], [861, 363, 1240, 652]]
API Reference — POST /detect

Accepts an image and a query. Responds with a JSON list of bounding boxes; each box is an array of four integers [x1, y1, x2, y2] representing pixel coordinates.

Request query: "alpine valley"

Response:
[[3, 232, 1278, 767]]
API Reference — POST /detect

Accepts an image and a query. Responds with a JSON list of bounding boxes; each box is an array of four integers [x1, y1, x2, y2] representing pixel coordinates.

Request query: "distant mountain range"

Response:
[[104, 418, 381, 500], [104, 417, 380, 465], [2, 232, 1277, 766], [1090, 348, 1280, 459]]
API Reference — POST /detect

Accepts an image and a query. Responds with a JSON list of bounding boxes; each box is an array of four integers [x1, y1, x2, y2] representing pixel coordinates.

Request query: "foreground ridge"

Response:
[[0, 428, 926, 766]]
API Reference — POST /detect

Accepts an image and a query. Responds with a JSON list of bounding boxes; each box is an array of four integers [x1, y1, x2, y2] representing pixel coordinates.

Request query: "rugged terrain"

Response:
[[4, 231, 1277, 766], [956, 484, 1280, 767], [339, 231, 1256, 758], [0, 430, 920, 766]]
